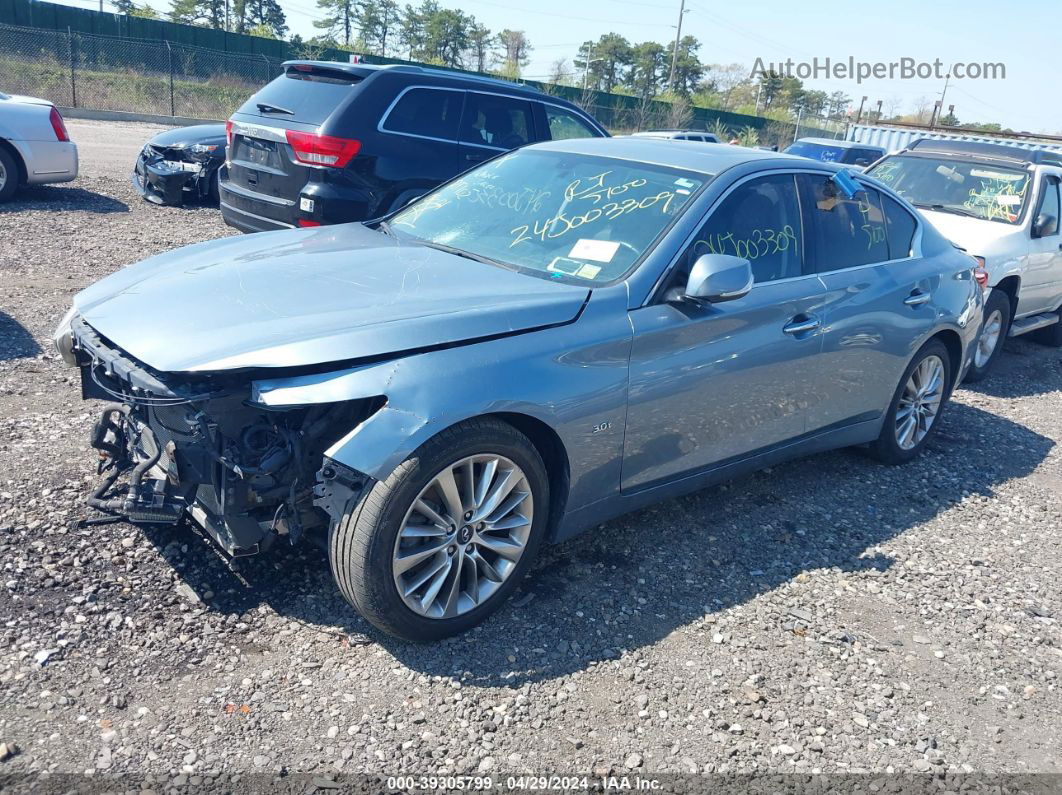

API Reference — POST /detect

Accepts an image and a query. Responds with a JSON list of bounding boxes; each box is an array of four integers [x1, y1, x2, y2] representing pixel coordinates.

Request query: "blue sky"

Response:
[[57, 0, 1057, 133]]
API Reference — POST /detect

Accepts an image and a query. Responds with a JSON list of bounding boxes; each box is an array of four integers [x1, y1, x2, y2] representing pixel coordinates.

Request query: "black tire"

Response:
[[964, 288, 1011, 382], [328, 417, 549, 641], [0, 146, 19, 203], [868, 339, 952, 465]]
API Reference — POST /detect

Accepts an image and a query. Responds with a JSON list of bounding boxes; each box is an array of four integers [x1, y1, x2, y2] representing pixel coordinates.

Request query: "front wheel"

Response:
[[964, 288, 1010, 382], [868, 340, 951, 464], [328, 417, 549, 641]]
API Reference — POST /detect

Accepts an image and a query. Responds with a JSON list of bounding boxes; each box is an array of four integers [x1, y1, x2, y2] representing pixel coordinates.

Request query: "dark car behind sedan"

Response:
[[133, 124, 226, 205], [220, 61, 608, 232]]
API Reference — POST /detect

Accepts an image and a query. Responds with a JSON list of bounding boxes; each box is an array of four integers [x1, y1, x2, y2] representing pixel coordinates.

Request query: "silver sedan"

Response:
[[0, 91, 78, 202]]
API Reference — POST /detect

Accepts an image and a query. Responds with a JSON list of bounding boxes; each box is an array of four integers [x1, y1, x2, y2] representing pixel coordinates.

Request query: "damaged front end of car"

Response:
[[132, 125, 226, 206], [67, 316, 376, 555]]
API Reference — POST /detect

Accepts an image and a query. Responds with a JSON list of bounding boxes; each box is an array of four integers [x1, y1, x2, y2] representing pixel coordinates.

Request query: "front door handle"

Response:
[[783, 315, 820, 335], [904, 290, 931, 306]]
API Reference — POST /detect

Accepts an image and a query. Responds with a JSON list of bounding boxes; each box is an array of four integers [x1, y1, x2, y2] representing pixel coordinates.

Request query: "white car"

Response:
[[629, 129, 721, 143], [0, 91, 78, 202], [867, 139, 1062, 380]]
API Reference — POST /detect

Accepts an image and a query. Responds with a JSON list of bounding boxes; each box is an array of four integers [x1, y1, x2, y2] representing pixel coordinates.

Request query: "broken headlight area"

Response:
[[74, 319, 376, 556], [132, 142, 222, 206]]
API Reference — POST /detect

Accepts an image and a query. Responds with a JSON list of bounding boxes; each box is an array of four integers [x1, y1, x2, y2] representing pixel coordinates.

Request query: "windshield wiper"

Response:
[[913, 202, 981, 219], [375, 219, 396, 238], [256, 102, 294, 115], [415, 240, 509, 268]]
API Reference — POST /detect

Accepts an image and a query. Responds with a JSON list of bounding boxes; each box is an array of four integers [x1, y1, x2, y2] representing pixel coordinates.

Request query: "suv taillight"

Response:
[[49, 107, 69, 142], [285, 130, 360, 168], [225, 119, 234, 148]]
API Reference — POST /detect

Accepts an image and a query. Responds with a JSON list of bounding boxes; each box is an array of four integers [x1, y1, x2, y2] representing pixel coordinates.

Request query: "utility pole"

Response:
[[855, 95, 867, 124], [666, 0, 686, 94], [582, 44, 593, 90], [874, 99, 883, 123]]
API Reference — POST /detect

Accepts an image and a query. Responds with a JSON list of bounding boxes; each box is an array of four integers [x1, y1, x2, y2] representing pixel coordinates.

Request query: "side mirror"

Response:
[[853, 158, 871, 167], [1033, 213, 1058, 238], [684, 254, 754, 303]]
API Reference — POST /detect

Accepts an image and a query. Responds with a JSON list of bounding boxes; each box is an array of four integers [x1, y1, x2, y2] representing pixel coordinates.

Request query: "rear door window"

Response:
[[242, 66, 364, 125], [461, 93, 534, 149], [800, 174, 890, 271], [380, 87, 463, 141]]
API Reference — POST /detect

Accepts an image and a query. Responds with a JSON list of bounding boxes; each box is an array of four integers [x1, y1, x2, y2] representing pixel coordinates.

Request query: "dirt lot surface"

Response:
[[1, 119, 1062, 787]]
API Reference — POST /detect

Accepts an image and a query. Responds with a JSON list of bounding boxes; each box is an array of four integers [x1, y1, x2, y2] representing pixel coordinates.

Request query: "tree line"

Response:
[[114, 0, 1009, 134]]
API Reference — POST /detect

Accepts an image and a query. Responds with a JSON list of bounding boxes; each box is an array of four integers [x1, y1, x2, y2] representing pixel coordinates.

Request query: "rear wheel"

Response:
[[328, 417, 549, 641], [964, 288, 1010, 382], [869, 340, 951, 464], [0, 146, 19, 202]]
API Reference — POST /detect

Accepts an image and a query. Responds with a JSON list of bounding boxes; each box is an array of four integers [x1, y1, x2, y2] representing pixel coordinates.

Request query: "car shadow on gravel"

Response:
[[962, 338, 1062, 399], [0, 185, 128, 214], [130, 401, 1052, 685], [0, 311, 41, 361]]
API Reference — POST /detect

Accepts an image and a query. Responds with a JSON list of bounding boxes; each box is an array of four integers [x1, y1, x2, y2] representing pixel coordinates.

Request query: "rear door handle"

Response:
[[904, 290, 931, 306], [783, 315, 820, 335]]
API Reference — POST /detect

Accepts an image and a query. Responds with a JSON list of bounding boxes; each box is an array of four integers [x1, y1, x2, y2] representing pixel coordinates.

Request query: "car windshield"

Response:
[[868, 154, 1031, 225], [784, 141, 846, 162], [389, 149, 707, 284]]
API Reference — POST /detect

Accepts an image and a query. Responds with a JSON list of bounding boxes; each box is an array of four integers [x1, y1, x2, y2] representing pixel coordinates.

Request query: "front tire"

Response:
[[328, 417, 549, 641], [964, 288, 1010, 382], [869, 340, 951, 464]]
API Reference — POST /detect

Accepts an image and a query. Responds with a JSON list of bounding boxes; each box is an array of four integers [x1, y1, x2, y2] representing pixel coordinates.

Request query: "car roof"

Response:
[[530, 136, 809, 174], [905, 138, 1062, 167], [794, 137, 882, 150], [632, 130, 714, 136], [282, 60, 547, 96]]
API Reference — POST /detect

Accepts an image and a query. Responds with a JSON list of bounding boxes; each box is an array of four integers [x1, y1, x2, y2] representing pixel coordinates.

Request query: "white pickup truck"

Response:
[[867, 139, 1062, 380], [0, 91, 78, 202]]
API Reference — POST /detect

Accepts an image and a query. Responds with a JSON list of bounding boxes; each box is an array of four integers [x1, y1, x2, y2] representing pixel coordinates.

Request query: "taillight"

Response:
[[973, 256, 989, 289], [49, 107, 69, 142], [285, 130, 360, 168], [225, 119, 234, 148], [297, 219, 322, 227]]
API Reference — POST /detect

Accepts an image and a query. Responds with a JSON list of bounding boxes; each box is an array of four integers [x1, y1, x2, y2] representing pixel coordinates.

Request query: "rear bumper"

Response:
[[11, 139, 78, 185], [219, 168, 374, 233]]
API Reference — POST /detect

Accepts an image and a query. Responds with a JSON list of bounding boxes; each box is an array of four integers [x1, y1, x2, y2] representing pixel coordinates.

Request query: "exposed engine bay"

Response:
[[73, 317, 375, 555]]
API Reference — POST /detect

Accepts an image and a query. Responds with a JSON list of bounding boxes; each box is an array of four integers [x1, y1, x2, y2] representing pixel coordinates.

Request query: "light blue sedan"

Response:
[[56, 138, 983, 639]]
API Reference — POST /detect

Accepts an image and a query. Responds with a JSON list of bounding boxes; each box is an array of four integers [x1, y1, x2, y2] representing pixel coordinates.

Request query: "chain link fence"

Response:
[[1, 22, 283, 119], [1, 20, 843, 144]]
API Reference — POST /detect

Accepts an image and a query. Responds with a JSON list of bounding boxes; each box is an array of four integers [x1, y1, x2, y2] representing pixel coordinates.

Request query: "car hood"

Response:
[[918, 209, 1024, 257], [147, 123, 227, 150], [72, 224, 590, 373]]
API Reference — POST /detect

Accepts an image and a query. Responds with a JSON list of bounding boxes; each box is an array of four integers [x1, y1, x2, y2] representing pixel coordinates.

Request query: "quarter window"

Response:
[[544, 106, 599, 141], [380, 88, 462, 141], [684, 173, 804, 285], [801, 175, 889, 272], [461, 94, 534, 149], [881, 194, 917, 259]]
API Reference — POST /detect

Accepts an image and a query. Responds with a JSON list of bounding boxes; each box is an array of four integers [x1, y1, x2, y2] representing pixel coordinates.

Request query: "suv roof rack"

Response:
[[908, 138, 1062, 167]]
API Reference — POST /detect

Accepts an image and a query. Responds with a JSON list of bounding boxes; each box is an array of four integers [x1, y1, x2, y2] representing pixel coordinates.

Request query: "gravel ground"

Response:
[[2, 119, 1062, 786]]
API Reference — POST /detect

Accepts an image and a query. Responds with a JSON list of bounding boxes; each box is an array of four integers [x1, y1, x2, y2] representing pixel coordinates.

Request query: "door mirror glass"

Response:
[[1033, 213, 1058, 238], [685, 254, 754, 303]]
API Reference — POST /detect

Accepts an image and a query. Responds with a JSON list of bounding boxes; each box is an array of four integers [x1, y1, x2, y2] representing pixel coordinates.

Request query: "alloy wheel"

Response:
[[0, 160, 6, 193], [895, 354, 945, 450], [392, 454, 533, 619], [974, 309, 1003, 369]]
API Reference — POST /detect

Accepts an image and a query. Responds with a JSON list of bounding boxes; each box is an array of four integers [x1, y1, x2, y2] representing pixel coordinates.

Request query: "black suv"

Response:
[[220, 61, 608, 232]]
